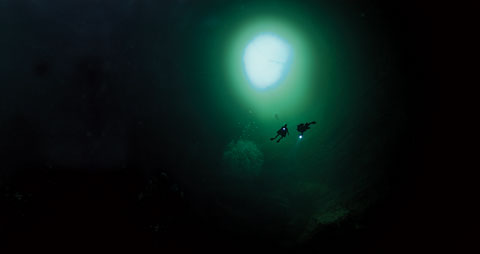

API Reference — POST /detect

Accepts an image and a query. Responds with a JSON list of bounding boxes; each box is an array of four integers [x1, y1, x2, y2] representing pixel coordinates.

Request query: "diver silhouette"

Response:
[[297, 121, 316, 137], [270, 124, 289, 143]]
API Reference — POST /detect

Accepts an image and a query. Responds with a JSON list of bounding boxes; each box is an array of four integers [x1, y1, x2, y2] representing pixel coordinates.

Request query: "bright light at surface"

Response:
[[225, 15, 319, 119], [299, 135, 303, 139], [243, 33, 292, 89]]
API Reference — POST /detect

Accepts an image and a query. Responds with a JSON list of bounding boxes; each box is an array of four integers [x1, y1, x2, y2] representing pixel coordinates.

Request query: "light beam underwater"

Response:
[[243, 33, 293, 90], [225, 15, 317, 120]]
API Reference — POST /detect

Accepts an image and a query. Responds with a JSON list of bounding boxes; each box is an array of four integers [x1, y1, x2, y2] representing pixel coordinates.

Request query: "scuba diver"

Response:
[[270, 124, 289, 143], [297, 121, 317, 138]]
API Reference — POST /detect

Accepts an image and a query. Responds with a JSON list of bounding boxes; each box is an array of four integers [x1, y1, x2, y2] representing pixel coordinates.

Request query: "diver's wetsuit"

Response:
[[270, 124, 289, 143], [297, 121, 316, 136]]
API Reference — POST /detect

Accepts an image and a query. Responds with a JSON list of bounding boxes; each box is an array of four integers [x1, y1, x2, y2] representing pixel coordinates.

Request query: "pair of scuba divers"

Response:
[[270, 121, 316, 143]]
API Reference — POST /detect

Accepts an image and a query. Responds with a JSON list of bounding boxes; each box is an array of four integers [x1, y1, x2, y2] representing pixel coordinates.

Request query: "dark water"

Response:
[[0, 0, 434, 252]]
